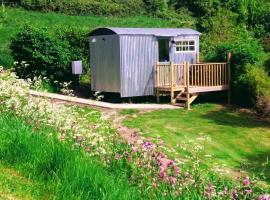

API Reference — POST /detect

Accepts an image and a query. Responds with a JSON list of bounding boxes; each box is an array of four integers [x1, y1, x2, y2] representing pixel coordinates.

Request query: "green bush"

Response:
[[256, 94, 270, 117], [265, 57, 270, 75], [205, 38, 266, 106], [239, 64, 270, 116], [10, 26, 89, 84]]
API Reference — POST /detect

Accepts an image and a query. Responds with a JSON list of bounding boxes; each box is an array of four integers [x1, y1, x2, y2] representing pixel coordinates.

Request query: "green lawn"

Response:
[[0, 8, 179, 67], [122, 104, 270, 182]]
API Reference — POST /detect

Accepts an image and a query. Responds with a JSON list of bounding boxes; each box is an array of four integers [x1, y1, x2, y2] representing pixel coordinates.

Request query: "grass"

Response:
[[0, 112, 144, 199], [0, 163, 49, 200], [122, 103, 270, 182], [0, 7, 179, 67]]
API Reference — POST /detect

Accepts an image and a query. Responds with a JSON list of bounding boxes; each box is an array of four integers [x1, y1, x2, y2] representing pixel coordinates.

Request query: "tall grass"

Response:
[[0, 112, 141, 199]]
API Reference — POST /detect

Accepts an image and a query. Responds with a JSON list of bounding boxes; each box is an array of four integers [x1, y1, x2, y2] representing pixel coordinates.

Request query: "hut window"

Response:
[[175, 40, 196, 53]]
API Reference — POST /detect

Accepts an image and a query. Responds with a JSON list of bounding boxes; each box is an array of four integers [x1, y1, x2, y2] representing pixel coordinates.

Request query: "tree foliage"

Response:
[[10, 26, 89, 84]]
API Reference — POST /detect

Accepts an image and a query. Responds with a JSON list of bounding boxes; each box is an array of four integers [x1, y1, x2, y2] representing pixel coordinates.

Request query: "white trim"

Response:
[[175, 39, 196, 53]]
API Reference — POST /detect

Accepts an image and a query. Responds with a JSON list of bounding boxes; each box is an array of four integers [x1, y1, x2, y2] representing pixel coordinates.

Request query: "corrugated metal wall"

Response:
[[119, 35, 158, 97], [90, 35, 121, 93], [89, 34, 200, 98], [170, 35, 199, 64]]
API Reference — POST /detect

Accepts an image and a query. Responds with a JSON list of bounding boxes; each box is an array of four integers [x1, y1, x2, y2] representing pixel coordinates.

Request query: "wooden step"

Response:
[[176, 97, 187, 101], [173, 103, 186, 107]]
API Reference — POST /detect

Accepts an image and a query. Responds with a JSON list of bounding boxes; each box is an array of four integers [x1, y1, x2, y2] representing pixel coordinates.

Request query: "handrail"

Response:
[[189, 63, 228, 87], [156, 60, 230, 88], [156, 62, 185, 87]]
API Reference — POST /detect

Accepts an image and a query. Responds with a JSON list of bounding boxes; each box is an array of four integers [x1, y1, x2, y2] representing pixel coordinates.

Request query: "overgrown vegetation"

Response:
[[1, 70, 269, 199]]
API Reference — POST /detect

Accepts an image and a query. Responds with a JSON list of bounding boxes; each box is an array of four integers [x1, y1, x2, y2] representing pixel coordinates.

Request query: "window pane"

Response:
[[189, 46, 195, 51], [183, 41, 188, 45], [189, 40, 195, 45]]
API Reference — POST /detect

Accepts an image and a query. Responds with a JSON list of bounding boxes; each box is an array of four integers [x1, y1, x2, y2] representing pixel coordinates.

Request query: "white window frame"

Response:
[[175, 39, 196, 53]]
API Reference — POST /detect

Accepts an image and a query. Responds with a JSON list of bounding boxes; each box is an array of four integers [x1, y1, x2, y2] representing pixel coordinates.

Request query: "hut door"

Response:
[[158, 38, 170, 62]]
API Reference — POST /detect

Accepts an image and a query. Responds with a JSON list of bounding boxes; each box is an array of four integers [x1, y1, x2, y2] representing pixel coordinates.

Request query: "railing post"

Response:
[[170, 61, 174, 104], [196, 52, 200, 64], [227, 52, 232, 105], [185, 61, 190, 110], [156, 62, 160, 103]]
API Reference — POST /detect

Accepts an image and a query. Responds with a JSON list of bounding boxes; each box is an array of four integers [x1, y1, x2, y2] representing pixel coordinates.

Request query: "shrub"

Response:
[[238, 64, 270, 104], [265, 57, 270, 75], [11, 26, 71, 82], [205, 38, 266, 106], [256, 94, 270, 117], [10, 26, 89, 84], [262, 34, 270, 52]]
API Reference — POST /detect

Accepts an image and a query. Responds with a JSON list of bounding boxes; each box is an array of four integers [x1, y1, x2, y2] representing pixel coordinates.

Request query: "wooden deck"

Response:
[[156, 53, 231, 109]]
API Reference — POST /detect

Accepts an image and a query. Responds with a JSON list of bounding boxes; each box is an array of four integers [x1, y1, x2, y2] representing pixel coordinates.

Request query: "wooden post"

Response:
[[196, 52, 200, 64], [156, 62, 160, 103], [170, 61, 174, 104], [227, 52, 232, 105], [185, 61, 191, 110]]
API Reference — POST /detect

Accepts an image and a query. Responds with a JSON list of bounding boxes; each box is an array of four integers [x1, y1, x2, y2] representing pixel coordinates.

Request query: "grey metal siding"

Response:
[[170, 35, 199, 64], [120, 35, 158, 97], [90, 35, 121, 93]]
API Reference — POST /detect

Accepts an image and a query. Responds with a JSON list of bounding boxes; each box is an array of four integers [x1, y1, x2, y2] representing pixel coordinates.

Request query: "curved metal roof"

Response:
[[89, 27, 201, 37]]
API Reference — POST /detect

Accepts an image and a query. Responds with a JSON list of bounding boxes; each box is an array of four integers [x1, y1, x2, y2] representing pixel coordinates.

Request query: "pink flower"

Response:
[[127, 154, 132, 162], [142, 141, 154, 150], [243, 178, 251, 186], [232, 189, 238, 200], [174, 166, 180, 176], [159, 170, 166, 178], [245, 189, 252, 194], [223, 187, 228, 196], [131, 146, 139, 152], [170, 177, 177, 185], [207, 183, 215, 194], [258, 194, 270, 200], [114, 153, 120, 160]]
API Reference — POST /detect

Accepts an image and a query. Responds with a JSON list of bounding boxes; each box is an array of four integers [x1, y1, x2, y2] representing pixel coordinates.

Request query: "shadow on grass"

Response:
[[202, 108, 270, 128], [240, 151, 270, 183]]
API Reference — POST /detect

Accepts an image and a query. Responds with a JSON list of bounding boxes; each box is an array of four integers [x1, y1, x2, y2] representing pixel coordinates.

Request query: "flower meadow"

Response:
[[0, 68, 269, 199]]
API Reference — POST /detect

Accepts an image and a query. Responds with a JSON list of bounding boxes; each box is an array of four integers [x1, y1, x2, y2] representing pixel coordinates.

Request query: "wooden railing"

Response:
[[156, 61, 230, 89], [189, 63, 228, 87], [156, 62, 185, 88]]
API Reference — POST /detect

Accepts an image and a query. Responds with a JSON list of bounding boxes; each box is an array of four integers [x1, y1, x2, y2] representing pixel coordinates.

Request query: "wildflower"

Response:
[[142, 141, 154, 150], [127, 154, 132, 162], [232, 189, 238, 200], [223, 187, 228, 196], [243, 178, 251, 186], [258, 194, 270, 200], [205, 184, 215, 200], [245, 189, 252, 194], [114, 153, 120, 160], [132, 146, 139, 153]]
